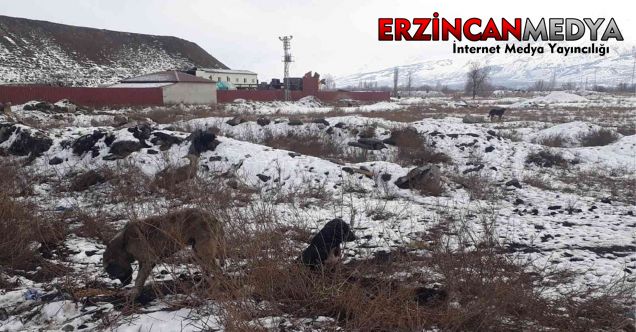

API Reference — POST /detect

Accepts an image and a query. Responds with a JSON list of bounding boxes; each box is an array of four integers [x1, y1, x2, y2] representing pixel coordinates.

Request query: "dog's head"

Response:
[[103, 231, 133, 286], [322, 218, 357, 243]]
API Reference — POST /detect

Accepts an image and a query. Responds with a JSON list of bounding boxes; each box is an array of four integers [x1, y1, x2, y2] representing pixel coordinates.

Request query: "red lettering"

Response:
[[412, 18, 430, 40], [501, 18, 522, 41], [463, 18, 482, 41], [394, 18, 412, 41], [378, 18, 393, 41], [441, 18, 462, 41], [481, 18, 502, 40]]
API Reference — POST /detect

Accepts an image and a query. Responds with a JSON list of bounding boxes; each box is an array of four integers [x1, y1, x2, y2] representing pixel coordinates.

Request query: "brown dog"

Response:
[[103, 208, 225, 298]]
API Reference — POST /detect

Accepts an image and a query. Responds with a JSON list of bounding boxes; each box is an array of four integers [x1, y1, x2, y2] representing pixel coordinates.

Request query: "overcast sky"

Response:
[[1, 0, 633, 81]]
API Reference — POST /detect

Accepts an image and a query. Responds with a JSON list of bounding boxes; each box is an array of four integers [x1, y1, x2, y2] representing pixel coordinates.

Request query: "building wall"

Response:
[[215, 71, 389, 103], [162, 82, 217, 104], [195, 70, 258, 89], [217, 90, 389, 103], [0, 85, 163, 106]]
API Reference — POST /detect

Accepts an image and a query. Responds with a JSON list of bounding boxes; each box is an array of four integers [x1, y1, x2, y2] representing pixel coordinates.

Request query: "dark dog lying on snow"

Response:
[[300, 218, 357, 269], [103, 208, 225, 299]]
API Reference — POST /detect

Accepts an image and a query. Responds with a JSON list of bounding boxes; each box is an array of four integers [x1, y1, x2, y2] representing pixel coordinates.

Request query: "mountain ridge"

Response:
[[0, 15, 228, 86], [336, 43, 635, 89]]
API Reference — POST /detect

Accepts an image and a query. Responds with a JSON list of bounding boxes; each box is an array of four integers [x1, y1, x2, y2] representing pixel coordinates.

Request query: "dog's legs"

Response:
[[193, 235, 224, 270], [132, 261, 154, 299]]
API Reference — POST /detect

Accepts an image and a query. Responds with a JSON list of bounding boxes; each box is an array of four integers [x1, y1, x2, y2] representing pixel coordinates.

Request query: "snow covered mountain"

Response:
[[336, 43, 635, 89], [0, 15, 228, 86]]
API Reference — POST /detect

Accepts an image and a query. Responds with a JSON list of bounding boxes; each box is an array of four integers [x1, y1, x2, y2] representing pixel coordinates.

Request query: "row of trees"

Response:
[[335, 62, 635, 96], [465, 62, 636, 98]]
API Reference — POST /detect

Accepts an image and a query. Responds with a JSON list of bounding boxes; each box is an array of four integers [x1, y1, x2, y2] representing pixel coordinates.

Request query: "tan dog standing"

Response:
[[103, 208, 225, 299]]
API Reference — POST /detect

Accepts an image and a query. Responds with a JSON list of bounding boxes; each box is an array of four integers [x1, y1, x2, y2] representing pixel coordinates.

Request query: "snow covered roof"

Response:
[[121, 71, 216, 84], [197, 68, 257, 75]]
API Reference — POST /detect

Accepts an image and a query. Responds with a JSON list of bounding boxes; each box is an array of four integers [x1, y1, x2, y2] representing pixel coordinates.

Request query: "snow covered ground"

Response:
[[0, 93, 634, 331]]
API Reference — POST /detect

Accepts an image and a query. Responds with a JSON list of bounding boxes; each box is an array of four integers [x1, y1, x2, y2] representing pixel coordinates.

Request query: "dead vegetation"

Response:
[[259, 130, 371, 164], [558, 168, 636, 204], [187, 208, 636, 331], [578, 128, 621, 146], [535, 133, 568, 147], [448, 171, 502, 201], [133, 105, 226, 124], [0, 181, 67, 273], [390, 126, 452, 166], [2, 154, 634, 331], [526, 149, 570, 168]]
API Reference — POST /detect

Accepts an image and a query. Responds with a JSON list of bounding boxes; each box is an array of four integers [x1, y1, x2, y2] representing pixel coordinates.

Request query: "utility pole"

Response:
[[393, 67, 399, 98], [279, 35, 293, 101]]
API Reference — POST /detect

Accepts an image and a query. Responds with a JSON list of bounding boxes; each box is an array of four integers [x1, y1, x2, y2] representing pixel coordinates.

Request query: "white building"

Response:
[[110, 70, 217, 104], [195, 68, 258, 90]]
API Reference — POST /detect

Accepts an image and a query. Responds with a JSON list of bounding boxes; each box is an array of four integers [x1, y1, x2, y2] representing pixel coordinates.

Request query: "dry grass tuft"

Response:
[[526, 150, 569, 168], [0, 195, 67, 271], [391, 127, 452, 166], [535, 133, 568, 147], [578, 128, 620, 146]]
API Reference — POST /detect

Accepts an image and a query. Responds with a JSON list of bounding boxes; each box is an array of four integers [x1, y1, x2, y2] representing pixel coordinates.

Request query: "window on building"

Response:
[[244, 78, 247, 83], [236, 78, 239, 82], [227, 76, 230, 82], [218, 77, 221, 81]]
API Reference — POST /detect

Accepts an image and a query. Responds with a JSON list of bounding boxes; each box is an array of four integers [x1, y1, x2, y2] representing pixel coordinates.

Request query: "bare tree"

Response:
[[464, 62, 491, 99], [561, 81, 576, 90], [321, 74, 336, 90], [532, 80, 547, 91]]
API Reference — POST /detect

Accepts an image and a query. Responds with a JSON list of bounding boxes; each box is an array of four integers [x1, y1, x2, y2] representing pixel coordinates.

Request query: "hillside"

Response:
[[0, 15, 228, 86], [336, 43, 635, 89]]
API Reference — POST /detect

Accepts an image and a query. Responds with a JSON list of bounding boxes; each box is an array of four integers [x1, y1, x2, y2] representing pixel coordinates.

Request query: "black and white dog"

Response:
[[300, 218, 357, 269]]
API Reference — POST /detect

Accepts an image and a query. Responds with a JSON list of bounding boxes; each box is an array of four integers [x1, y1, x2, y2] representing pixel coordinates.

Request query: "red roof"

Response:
[[122, 70, 215, 84]]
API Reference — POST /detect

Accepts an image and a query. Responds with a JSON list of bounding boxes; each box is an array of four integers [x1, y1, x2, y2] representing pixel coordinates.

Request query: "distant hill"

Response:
[[336, 43, 635, 89], [0, 15, 228, 86]]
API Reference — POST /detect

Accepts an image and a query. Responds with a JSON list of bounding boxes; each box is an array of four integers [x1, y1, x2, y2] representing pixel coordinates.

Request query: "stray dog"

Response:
[[300, 218, 357, 269], [103, 208, 225, 298], [489, 107, 506, 121]]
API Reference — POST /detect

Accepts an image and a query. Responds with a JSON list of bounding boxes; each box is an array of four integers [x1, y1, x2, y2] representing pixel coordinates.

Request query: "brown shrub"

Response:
[[0, 195, 67, 271], [140, 105, 224, 124], [261, 131, 345, 161], [523, 174, 553, 190], [616, 125, 635, 136], [69, 169, 110, 192], [0, 160, 34, 196], [526, 150, 569, 168], [358, 126, 376, 138], [391, 127, 452, 166], [203, 211, 633, 331], [535, 133, 568, 147], [107, 163, 155, 204], [578, 128, 620, 146], [448, 172, 501, 201], [71, 211, 118, 244], [431, 246, 633, 331], [498, 129, 523, 142]]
